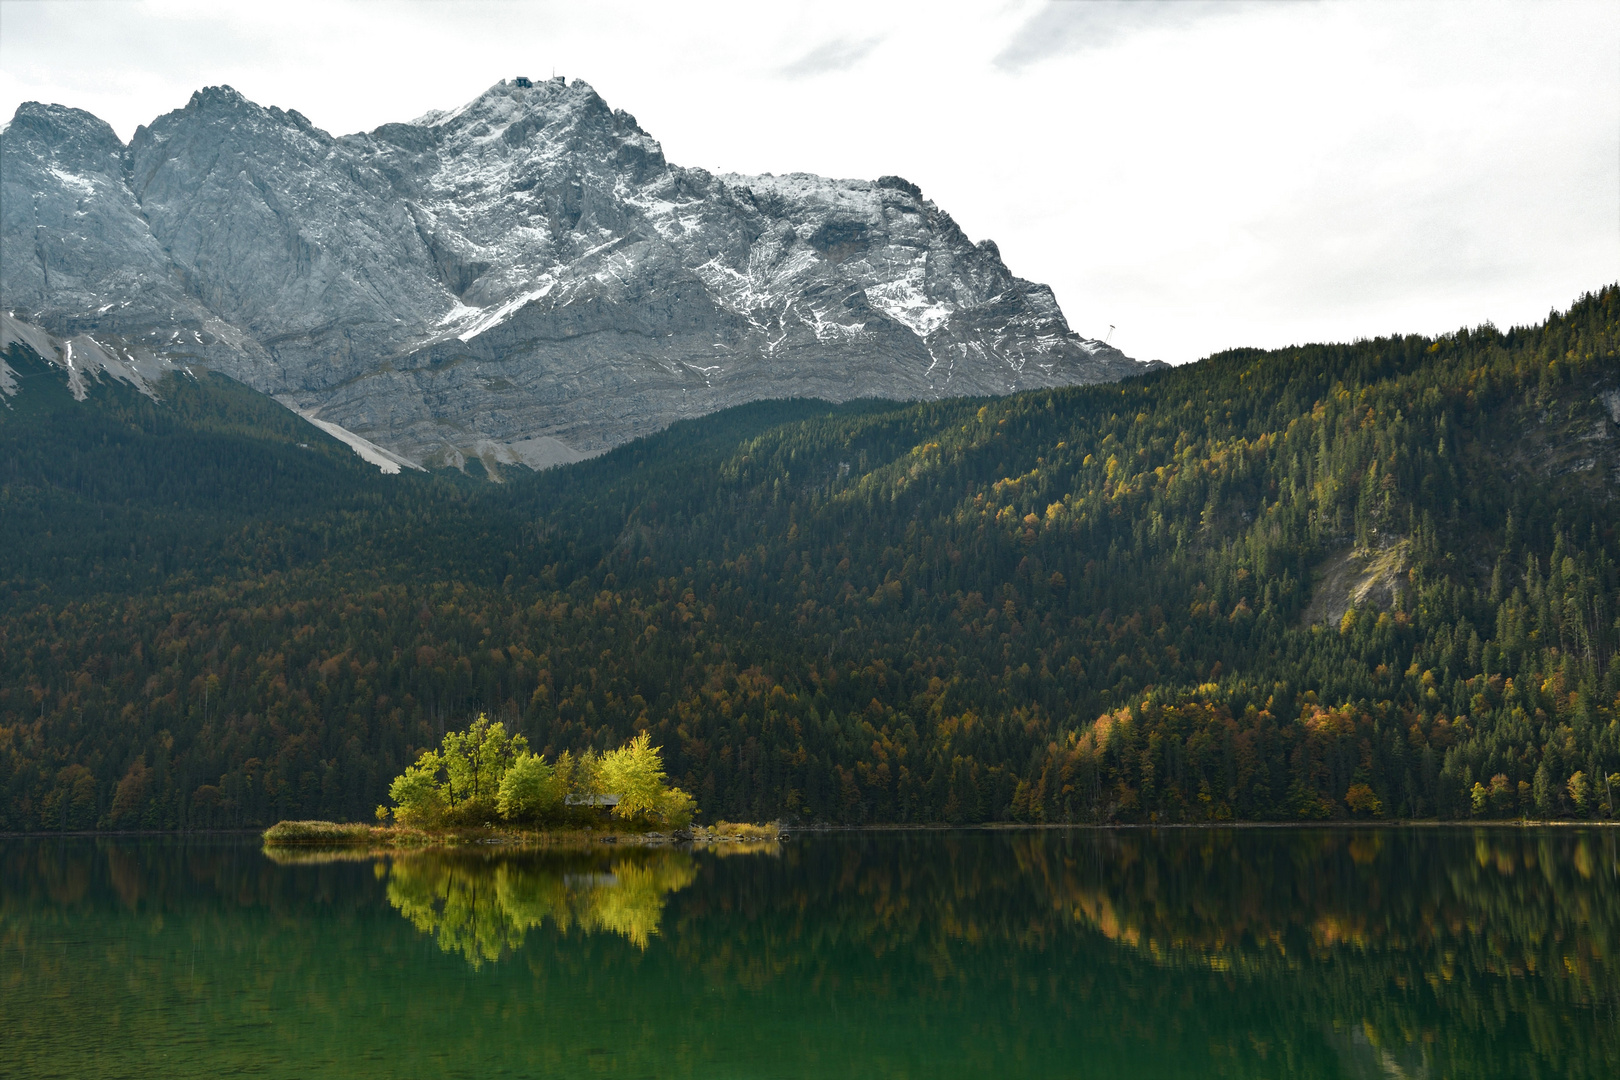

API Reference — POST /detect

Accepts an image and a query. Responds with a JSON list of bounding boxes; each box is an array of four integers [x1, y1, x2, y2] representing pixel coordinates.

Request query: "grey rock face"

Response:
[[127, 87, 449, 376], [3, 78, 1163, 468], [1, 103, 220, 342]]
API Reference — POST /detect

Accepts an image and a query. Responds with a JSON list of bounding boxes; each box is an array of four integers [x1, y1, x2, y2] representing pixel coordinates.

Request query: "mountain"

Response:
[[1, 78, 1159, 469], [1, 287, 1615, 829]]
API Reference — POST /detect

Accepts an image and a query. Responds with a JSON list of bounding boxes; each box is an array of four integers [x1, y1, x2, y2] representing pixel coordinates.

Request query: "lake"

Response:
[[2, 827, 1615, 1078]]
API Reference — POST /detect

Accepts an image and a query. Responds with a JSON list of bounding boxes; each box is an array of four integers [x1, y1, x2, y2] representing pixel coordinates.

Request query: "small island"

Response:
[[263, 715, 780, 849]]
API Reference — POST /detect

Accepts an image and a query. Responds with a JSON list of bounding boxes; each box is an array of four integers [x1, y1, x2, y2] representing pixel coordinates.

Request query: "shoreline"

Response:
[[795, 818, 1620, 832], [4, 818, 1616, 840]]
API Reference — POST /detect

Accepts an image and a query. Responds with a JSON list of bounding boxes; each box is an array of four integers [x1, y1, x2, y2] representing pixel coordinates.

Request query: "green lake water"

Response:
[[2, 827, 1615, 1078]]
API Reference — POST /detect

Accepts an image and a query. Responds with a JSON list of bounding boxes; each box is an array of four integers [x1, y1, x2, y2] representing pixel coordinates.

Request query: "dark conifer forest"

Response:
[[2, 287, 1617, 830]]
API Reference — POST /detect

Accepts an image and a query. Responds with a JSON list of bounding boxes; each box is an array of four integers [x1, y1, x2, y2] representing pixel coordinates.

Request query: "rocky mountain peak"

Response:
[[3, 79, 1163, 474], [142, 85, 327, 148], [5, 101, 123, 167], [875, 175, 924, 199], [404, 77, 635, 152], [184, 83, 252, 113]]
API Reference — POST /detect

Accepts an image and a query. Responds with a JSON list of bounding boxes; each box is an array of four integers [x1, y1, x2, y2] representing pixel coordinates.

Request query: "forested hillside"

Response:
[[2, 287, 1617, 829]]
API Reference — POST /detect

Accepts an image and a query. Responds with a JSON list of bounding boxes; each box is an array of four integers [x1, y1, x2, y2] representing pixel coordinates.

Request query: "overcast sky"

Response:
[[2, 0, 1615, 364]]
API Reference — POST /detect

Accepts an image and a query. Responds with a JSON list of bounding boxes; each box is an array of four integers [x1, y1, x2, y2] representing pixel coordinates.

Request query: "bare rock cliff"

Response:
[[3, 78, 1164, 468]]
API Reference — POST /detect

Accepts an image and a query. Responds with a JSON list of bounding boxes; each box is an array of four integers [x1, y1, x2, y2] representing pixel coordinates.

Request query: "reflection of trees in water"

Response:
[[2, 831, 1615, 1078], [385, 848, 698, 965], [1042, 828, 1619, 1078], [1050, 829, 1615, 996], [669, 829, 1619, 1078]]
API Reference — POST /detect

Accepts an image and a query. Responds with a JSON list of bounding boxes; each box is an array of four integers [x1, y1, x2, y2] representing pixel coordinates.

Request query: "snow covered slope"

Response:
[[3, 78, 1163, 468]]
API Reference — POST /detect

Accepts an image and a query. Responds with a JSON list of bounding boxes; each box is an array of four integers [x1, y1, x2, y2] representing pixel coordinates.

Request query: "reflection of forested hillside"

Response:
[[2, 289, 1617, 829], [3, 830, 1613, 1078], [667, 829, 1620, 1077]]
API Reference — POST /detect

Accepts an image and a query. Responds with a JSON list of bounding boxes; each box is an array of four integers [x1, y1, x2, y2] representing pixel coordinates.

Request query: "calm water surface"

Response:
[[2, 828, 1615, 1079]]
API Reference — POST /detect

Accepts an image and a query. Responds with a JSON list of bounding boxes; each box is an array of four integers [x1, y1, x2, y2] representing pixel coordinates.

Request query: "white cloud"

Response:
[[0, 0, 1615, 364], [994, 0, 1269, 70], [779, 36, 883, 78]]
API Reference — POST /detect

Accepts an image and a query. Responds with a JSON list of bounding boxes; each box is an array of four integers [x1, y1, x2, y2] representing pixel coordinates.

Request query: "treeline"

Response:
[[1, 286, 1617, 829]]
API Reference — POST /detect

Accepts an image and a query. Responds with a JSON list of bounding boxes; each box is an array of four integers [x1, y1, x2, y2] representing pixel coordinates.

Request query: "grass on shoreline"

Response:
[[261, 819, 786, 848], [263, 820, 654, 848], [707, 821, 780, 841], [261, 820, 375, 845]]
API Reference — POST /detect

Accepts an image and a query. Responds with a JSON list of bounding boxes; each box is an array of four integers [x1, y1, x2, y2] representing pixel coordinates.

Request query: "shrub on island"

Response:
[[380, 714, 695, 831]]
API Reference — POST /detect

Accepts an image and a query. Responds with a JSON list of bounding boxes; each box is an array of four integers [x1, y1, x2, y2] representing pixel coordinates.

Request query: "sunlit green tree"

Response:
[[384, 715, 527, 825], [387, 751, 447, 826], [442, 715, 527, 814], [496, 753, 564, 822], [600, 733, 697, 829], [385, 720, 696, 829]]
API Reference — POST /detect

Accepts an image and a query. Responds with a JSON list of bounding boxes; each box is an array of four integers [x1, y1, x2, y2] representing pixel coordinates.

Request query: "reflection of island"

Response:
[[385, 848, 699, 965], [2, 830, 1614, 1078]]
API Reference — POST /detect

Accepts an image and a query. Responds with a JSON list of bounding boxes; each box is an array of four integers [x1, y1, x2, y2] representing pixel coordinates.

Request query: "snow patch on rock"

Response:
[[866, 268, 952, 337], [277, 398, 426, 474]]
